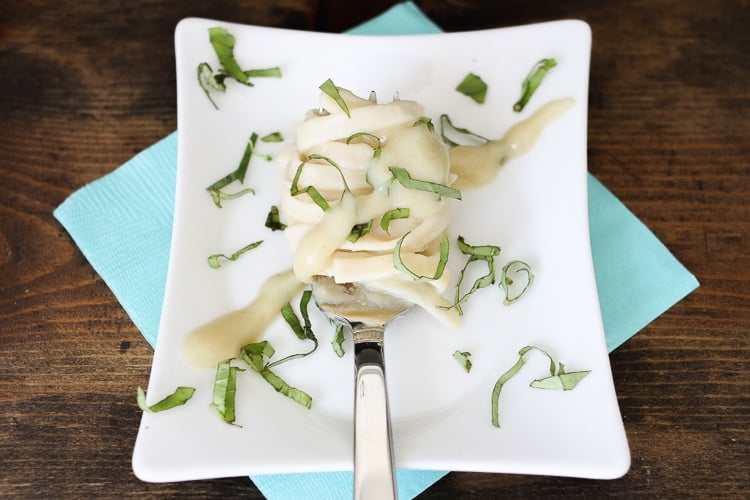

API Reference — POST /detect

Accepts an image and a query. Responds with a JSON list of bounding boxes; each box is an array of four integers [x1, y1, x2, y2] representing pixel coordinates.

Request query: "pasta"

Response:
[[279, 87, 461, 328]]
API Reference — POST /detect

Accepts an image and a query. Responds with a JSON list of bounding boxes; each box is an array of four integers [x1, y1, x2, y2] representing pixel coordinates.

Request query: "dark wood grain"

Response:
[[1, 0, 748, 498]]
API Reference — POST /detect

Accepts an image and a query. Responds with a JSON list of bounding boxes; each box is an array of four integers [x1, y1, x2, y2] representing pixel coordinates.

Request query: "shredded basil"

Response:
[[290, 154, 351, 211], [530, 365, 591, 390], [456, 72, 488, 103], [439, 114, 489, 147], [491, 345, 590, 428], [137, 386, 195, 413], [206, 133, 260, 207], [244, 67, 282, 79], [389, 166, 462, 200], [441, 236, 501, 315], [393, 232, 449, 281], [261, 131, 284, 143], [380, 208, 410, 234], [348, 219, 373, 243], [346, 132, 382, 157], [197, 62, 223, 109], [513, 58, 557, 112], [413, 116, 435, 132], [453, 351, 473, 373], [319, 78, 351, 117], [208, 27, 248, 84], [207, 240, 263, 269], [197, 27, 282, 108], [210, 359, 244, 424], [500, 260, 535, 304], [265, 205, 287, 231], [260, 370, 313, 408], [331, 322, 346, 358], [267, 290, 319, 368], [239, 337, 314, 409]]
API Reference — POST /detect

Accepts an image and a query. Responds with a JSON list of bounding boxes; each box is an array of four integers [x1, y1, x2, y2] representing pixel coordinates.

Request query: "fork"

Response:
[[311, 276, 412, 500]]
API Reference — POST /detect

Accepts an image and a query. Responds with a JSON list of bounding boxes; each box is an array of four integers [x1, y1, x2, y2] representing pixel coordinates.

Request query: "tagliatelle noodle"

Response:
[[279, 87, 460, 328]]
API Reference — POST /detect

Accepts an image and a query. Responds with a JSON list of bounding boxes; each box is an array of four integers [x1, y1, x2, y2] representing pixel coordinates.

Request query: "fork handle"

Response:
[[353, 325, 397, 500]]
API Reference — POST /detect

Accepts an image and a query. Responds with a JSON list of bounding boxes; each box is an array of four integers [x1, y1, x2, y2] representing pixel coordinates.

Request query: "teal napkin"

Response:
[[53, 2, 698, 498]]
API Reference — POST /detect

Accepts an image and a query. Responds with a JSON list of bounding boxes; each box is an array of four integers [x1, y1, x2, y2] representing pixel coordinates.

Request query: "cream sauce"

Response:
[[182, 270, 303, 368], [450, 98, 575, 190]]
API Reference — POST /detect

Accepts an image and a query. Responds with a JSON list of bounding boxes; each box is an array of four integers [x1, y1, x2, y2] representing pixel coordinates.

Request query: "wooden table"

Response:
[[1, 1, 748, 497]]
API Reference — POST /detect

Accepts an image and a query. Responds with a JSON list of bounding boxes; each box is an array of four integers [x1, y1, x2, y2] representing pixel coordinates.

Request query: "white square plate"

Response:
[[133, 17, 630, 482]]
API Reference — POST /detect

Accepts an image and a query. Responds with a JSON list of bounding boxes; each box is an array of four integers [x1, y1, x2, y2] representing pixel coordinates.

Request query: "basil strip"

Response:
[[290, 154, 351, 212], [261, 131, 284, 143], [260, 370, 313, 409], [197, 62, 223, 109], [346, 132, 382, 157], [198, 27, 282, 108], [393, 233, 449, 281], [348, 219, 373, 243], [500, 260, 535, 304], [453, 351, 473, 373], [207, 133, 259, 207], [491, 347, 530, 428], [268, 290, 318, 368], [239, 340, 314, 409], [210, 359, 244, 424], [207, 240, 263, 269], [413, 116, 435, 132], [456, 72, 488, 103], [389, 166, 462, 200], [265, 205, 287, 231], [491, 346, 590, 428], [513, 58, 557, 112], [245, 67, 282, 79], [209, 27, 248, 84], [441, 236, 501, 315], [137, 386, 195, 413], [319, 78, 351, 117], [439, 114, 489, 147], [331, 322, 346, 358], [531, 370, 590, 390], [380, 208, 410, 234]]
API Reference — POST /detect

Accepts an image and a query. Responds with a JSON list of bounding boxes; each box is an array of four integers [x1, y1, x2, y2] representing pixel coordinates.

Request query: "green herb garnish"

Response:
[[209, 27, 248, 84], [197, 62, 223, 109], [500, 260, 535, 304], [456, 72, 488, 103], [137, 386, 195, 413], [348, 219, 373, 243], [319, 78, 351, 117], [439, 114, 489, 147], [198, 27, 282, 108], [261, 131, 284, 143], [207, 240, 263, 269], [290, 154, 351, 211], [441, 236, 501, 315], [393, 233, 449, 281], [453, 351, 473, 373], [388, 166, 462, 200], [380, 208, 410, 234], [210, 359, 244, 424], [513, 58, 557, 112], [265, 205, 287, 231], [274, 289, 319, 366], [206, 133, 260, 207], [331, 322, 346, 358], [413, 116, 435, 132], [491, 345, 590, 428], [239, 341, 313, 409], [237, 292, 318, 408], [346, 132, 382, 157]]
